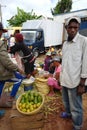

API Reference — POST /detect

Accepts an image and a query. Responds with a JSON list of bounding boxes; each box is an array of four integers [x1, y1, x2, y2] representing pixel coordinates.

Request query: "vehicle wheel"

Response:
[[33, 50, 39, 58]]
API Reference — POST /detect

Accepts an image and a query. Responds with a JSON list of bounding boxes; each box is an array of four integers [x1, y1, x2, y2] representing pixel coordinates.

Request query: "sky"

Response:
[[0, 0, 87, 27]]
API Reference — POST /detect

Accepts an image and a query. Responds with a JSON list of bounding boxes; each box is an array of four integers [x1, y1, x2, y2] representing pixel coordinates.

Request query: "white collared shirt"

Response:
[[60, 33, 87, 88]]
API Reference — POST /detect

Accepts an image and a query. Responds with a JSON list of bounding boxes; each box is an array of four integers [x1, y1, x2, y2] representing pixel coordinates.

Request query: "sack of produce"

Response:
[[35, 78, 50, 95]]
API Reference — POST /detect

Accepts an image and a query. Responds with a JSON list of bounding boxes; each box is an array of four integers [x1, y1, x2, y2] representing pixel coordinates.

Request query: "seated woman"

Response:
[[46, 57, 62, 95]]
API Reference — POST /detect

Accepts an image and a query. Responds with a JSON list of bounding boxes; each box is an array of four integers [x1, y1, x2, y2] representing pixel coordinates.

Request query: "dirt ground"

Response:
[[0, 93, 87, 130], [0, 54, 87, 130]]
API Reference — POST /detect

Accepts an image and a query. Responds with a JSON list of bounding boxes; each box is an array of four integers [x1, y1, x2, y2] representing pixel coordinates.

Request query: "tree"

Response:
[[7, 7, 42, 27], [51, 0, 72, 15]]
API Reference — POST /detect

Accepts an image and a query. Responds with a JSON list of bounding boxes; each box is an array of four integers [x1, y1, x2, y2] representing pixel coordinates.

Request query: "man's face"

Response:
[[66, 22, 79, 39]]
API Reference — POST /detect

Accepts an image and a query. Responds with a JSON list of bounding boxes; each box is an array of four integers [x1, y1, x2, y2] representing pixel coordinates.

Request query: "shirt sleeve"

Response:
[[10, 43, 20, 54], [0, 43, 18, 71], [81, 37, 87, 78]]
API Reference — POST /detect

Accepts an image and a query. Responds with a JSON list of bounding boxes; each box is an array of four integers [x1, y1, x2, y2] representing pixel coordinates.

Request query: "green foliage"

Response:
[[7, 7, 42, 27], [51, 0, 72, 15]]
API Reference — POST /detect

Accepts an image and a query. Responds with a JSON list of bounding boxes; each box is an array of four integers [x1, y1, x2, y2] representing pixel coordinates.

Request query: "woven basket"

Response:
[[16, 91, 45, 115]]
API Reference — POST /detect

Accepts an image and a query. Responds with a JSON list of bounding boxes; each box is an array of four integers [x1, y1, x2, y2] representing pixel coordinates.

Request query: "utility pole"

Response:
[[0, 4, 6, 22]]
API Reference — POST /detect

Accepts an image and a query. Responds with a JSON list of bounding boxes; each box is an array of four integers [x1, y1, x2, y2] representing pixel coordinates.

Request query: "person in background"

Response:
[[9, 33, 36, 78], [9, 35, 15, 47], [60, 16, 87, 130], [0, 22, 24, 111], [14, 29, 20, 36], [8, 35, 15, 57], [51, 51, 57, 58], [49, 46, 55, 52], [49, 51, 57, 74], [44, 51, 52, 72], [7, 29, 20, 54], [46, 56, 62, 96]]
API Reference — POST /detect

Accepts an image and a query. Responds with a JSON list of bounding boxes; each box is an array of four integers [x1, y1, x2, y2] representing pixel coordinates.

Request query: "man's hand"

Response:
[[77, 84, 86, 95]]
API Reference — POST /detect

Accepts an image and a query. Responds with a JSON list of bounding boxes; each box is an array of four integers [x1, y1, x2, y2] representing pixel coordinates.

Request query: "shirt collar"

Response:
[[67, 32, 79, 44]]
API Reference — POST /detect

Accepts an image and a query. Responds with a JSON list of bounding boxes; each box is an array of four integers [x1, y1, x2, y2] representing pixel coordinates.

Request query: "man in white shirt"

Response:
[[60, 16, 87, 130]]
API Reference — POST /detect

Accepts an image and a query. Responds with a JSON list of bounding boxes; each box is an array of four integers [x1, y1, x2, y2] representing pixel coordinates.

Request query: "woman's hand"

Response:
[[26, 74, 31, 79]]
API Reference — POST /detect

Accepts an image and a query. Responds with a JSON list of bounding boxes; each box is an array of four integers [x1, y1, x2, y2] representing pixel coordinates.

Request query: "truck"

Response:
[[21, 9, 87, 57], [21, 19, 63, 57]]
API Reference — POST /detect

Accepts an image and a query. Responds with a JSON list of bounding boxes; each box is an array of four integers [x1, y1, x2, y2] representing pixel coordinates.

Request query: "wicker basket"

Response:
[[16, 91, 45, 115]]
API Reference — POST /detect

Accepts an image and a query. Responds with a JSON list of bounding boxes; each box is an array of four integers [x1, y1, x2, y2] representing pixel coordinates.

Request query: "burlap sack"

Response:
[[35, 78, 50, 95]]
